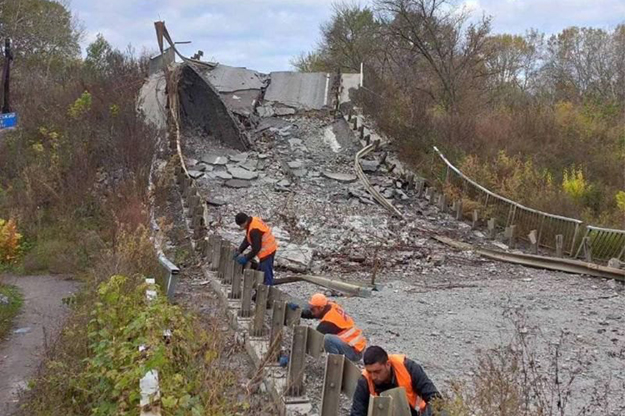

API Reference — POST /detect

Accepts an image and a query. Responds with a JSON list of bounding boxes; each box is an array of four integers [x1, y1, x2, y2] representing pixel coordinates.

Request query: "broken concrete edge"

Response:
[[433, 235, 625, 282]]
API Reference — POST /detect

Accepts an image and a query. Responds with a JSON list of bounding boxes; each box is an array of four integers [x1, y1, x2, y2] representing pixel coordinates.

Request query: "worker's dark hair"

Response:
[[364, 346, 389, 365], [235, 212, 249, 226]]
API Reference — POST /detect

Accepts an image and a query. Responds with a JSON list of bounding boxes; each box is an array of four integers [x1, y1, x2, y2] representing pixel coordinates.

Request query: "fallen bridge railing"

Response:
[[433, 146, 583, 256]]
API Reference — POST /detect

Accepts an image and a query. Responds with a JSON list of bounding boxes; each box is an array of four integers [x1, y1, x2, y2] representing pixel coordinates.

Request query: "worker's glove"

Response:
[[287, 302, 299, 311], [236, 255, 248, 265], [278, 354, 290, 368]]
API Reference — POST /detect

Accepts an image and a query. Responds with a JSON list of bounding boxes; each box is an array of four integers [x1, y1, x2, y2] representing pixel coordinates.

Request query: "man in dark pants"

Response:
[[350, 346, 442, 416], [234, 212, 278, 285]]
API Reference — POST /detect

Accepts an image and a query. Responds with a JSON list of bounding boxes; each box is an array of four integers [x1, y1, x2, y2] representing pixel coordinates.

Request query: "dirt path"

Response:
[[0, 275, 79, 415]]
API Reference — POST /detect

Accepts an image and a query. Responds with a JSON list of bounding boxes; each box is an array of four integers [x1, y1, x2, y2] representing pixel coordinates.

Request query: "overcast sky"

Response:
[[70, 0, 625, 73]]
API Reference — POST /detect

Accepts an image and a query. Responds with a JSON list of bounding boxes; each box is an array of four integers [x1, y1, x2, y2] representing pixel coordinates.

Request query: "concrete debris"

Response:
[[241, 159, 259, 171], [14, 327, 32, 334], [229, 153, 249, 163], [265, 72, 335, 110], [322, 172, 357, 183], [227, 166, 259, 180], [187, 170, 204, 179], [224, 179, 252, 188], [288, 160, 304, 169], [277, 243, 314, 272], [0, 294, 9, 305], [202, 154, 229, 165], [212, 171, 233, 180], [360, 160, 379, 173], [206, 197, 227, 207], [607, 258, 623, 269]]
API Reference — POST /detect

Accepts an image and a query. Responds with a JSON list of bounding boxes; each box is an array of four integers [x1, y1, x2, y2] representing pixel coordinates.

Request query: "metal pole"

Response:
[[2, 39, 13, 114]]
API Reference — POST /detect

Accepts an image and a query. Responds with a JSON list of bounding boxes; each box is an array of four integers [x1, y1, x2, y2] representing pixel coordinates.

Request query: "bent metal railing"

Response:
[[433, 146, 625, 263], [433, 146, 582, 256]]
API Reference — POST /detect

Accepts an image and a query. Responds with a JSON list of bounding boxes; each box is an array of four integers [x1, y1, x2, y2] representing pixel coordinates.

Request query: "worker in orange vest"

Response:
[[350, 346, 442, 416], [292, 293, 366, 362], [234, 212, 278, 285]]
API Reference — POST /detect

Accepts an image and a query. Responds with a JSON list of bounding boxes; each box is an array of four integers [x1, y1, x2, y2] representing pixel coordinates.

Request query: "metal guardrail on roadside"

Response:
[[433, 146, 625, 263], [157, 252, 180, 301]]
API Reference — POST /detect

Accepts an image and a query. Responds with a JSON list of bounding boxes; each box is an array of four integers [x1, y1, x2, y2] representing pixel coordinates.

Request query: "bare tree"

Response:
[[375, 0, 491, 111]]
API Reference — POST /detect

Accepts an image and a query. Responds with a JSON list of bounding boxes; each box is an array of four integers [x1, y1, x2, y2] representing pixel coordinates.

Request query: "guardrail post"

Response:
[[472, 209, 479, 229], [218, 242, 229, 282], [210, 236, 222, 270], [416, 179, 424, 198], [488, 218, 496, 239], [438, 193, 447, 212], [582, 237, 592, 262], [320, 354, 345, 416], [365, 134, 371, 145], [367, 396, 393, 416], [379, 151, 387, 165], [429, 189, 437, 206], [555, 234, 564, 258], [286, 325, 308, 397], [229, 263, 243, 299], [508, 225, 517, 249], [455, 199, 463, 220], [570, 223, 580, 256], [285, 306, 301, 327], [528, 230, 538, 254], [352, 117, 358, 130], [270, 301, 286, 347], [251, 284, 269, 336], [224, 253, 236, 285], [382, 388, 412, 415], [240, 270, 255, 318]]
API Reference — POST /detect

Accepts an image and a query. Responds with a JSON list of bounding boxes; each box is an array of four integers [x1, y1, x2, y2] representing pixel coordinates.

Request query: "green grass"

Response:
[[0, 284, 23, 339]]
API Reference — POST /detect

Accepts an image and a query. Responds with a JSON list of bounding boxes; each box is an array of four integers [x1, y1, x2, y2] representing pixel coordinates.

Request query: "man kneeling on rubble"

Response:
[[290, 293, 366, 362], [350, 346, 442, 416]]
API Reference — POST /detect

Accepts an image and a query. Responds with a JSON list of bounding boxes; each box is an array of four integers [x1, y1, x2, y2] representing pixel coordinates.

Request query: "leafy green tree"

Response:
[[0, 0, 82, 73]]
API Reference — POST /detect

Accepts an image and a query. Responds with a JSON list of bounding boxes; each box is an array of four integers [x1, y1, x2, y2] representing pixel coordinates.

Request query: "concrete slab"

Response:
[[224, 179, 252, 188], [265, 72, 334, 110], [202, 64, 266, 92], [322, 171, 358, 183]]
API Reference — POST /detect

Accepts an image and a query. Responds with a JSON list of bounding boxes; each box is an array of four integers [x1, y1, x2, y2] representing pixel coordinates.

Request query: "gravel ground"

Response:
[[176, 113, 625, 415]]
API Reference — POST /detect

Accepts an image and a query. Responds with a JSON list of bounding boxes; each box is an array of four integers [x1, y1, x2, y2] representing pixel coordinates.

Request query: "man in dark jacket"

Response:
[[350, 346, 442, 416], [234, 212, 277, 285]]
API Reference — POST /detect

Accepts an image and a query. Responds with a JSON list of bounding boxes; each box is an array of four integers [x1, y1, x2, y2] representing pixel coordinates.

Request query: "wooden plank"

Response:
[[306, 327, 325, 358], [320, 354, 345, 416], [286, 325, 308, 397], [251, 284, 269, 336], [381, 387, 411, 416]]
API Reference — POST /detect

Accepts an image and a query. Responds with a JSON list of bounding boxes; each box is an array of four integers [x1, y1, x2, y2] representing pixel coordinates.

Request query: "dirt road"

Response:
[[0, 275, 78, 415]]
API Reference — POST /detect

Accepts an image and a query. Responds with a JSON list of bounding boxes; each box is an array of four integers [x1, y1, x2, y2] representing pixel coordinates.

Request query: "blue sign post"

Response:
[[0, 113, 17, 130]]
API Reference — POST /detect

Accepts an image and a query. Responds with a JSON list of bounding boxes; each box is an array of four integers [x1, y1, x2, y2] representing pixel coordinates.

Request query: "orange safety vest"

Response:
[[246, 217, 278, 260], [321, 302, 367, 353], [363, 355, 426, 413]]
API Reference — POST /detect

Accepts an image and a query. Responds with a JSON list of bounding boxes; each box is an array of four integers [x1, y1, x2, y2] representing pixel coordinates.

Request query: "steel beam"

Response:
[[240, 270, 255, 318], [320, 354, 345, 416], [251, 284, 268, 336], [286, 325, 308, 397]]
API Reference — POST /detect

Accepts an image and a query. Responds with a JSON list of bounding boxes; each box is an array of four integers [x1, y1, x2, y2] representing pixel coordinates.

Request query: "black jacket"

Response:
[[238, 228, 263, 261], [349, 357, 441, 416]]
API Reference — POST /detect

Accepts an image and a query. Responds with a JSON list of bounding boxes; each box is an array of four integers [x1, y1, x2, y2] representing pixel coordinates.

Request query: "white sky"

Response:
[[69, 0, 625, 73]]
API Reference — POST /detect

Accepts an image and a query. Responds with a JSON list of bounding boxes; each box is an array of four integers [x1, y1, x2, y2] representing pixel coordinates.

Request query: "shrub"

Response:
[[0, 219, 22, 264]]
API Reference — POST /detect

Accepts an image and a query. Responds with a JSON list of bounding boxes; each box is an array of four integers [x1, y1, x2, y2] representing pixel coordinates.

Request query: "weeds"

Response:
[[0, 284, 23, 339], [434, 310, 620, 416]]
